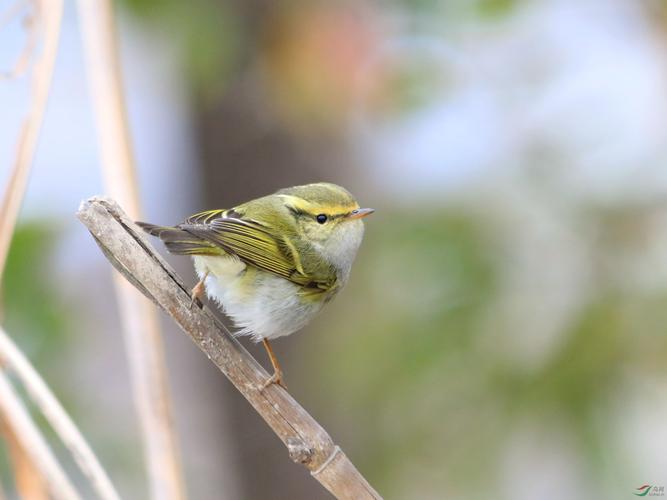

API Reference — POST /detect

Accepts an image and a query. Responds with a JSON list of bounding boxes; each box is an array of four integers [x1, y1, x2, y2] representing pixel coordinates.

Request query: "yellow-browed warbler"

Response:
[[138, 182, 374, 388]]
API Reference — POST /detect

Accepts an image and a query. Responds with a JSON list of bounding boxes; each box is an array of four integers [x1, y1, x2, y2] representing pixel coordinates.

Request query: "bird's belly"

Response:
[[193, 255, 325, 341]]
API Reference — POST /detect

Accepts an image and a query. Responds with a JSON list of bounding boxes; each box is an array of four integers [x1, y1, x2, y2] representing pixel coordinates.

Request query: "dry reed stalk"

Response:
[[0, 0, 63, 281], [0, 2, 82, 497], [76, 2, 186, 498], [0, 370, 80, 500], [1, 414, 48, 500], [0, 0, 39, 80], [0, 327, 121, 500]]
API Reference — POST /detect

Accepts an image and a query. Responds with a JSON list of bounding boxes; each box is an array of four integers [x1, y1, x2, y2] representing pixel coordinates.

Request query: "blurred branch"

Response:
[[77, 2, 186, 498], [0, 0, 63, 282], [0, 0, 38, 79], [0, 3, 85, 498], [0, 327, 121, 500], [0, 370, 80, 500], [77, 196, 383, 500], [1, 415, 47, 500]]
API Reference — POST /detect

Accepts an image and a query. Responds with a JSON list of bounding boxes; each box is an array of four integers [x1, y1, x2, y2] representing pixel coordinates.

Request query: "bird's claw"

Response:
[[261, 371, 287, 391], [189, 280, 206, 309], [189, 294, 203, 310]]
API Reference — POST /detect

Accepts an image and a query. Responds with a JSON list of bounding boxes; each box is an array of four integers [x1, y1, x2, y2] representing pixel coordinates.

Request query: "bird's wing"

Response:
[[180, 209, 334, 292]]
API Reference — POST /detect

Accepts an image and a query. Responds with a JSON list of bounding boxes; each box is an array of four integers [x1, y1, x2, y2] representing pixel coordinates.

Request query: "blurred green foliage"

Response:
[[2, 223, 72, 364], [120, 0, 241, 98], [381, 58, 447, 117], [476, 0, 518, 18], [307, 207, 667, 498], [390, 0, 518, 19], [311, 210, 501, 493], [0, 223, 76, 490]]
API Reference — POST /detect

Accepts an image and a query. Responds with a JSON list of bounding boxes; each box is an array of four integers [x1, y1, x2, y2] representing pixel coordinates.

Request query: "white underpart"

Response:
[[192, 220, 365, 342], [193, 255, 324, 341]]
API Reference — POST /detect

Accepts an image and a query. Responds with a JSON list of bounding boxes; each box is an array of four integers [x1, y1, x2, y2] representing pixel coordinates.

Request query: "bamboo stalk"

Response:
[[0, 327, 121, 500], [77, 196, 383, 500], [0, 370, 80, 500], [76, 2, 186, 499], [0, 0, 64, 282]]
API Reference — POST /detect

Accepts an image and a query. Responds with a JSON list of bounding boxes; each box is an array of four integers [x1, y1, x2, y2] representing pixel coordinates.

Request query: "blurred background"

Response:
[[2, 0, 667, 498]]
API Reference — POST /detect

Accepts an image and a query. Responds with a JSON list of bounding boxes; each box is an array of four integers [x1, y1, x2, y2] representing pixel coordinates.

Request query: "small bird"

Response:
[[137, 182, 374, 388]]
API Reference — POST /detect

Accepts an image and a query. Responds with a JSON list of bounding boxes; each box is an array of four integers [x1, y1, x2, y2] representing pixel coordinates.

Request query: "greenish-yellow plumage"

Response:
[[137, 182, 374, 388]]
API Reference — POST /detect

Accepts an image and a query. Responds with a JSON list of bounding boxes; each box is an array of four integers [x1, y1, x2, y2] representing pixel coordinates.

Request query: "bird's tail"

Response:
[[136, 222, 221, 256]]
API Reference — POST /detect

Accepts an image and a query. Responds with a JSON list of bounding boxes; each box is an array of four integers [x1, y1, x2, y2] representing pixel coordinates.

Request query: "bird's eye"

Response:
[[316, 214, 328, 224]]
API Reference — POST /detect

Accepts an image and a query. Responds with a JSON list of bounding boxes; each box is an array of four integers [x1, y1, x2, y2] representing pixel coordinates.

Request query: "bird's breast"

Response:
[[315, 220, 365, 282], [192, 255, 325, 341]]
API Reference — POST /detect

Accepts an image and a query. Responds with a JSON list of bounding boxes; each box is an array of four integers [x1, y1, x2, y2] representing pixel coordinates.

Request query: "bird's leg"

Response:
[[261, 338, 287, 389], [190, 270, 209, 309]]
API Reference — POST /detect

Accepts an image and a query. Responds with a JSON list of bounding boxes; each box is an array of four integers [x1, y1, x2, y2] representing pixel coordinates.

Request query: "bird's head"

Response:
[[277, 182, 374, 275]]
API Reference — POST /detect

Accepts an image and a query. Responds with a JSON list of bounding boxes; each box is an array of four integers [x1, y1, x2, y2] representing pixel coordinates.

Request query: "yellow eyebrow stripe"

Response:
[[277, 195, 358, 216]]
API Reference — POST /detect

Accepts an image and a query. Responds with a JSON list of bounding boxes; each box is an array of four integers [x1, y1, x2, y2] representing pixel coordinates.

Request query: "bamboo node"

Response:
[[311, 445, 341, 476]]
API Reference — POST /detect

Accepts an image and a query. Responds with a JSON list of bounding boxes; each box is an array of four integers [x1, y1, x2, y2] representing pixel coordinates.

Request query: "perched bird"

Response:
[[137, 182, 374, 388]]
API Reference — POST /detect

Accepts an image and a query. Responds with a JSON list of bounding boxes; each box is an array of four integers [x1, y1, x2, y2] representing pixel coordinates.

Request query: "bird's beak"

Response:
[[348, 208, 375, 219]]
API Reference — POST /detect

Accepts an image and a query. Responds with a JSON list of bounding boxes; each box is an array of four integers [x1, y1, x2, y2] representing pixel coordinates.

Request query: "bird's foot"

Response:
[[190, 274, 208, 309], [261, 370, 287, 390], [260, 338, 287, 390]]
